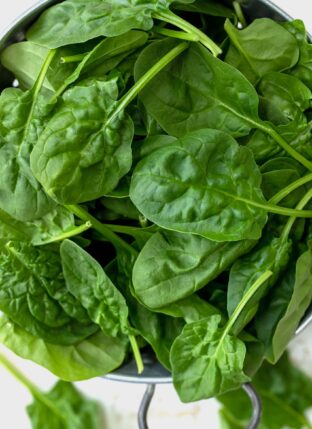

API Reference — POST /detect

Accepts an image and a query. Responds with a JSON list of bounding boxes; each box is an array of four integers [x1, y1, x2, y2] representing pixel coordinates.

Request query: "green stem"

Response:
[[129, 334, 144, 374], [239, 197, 312, 218], [39, 221, 92, 245], [256, 122, 312, 172], [233, 1, 247, 28], [222, 271, 273, 339], [107, 42, 188, 126], [66, 205, 136, 255], [153, 10, 222, 56], [60, 54, 85, 63], [280, 188, 312, 244], [269, 173, 312, 205], [100, 223, 156, 238], [0, 353, 69, 425], [152, 25, 200, 41]]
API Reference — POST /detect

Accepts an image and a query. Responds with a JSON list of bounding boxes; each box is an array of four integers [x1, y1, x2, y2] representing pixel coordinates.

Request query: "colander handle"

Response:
[[138, 383, 262, 429]]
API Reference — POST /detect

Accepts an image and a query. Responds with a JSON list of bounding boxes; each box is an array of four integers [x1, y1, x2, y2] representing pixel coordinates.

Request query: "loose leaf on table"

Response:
[[26, 0, 195, 49], [227, 236, 291, 332], [27, 381, 103, 429], [224, 18, 299, 84], [130, 128, 268, 242], [170, 315, 250, 402], [30, 77, 134, 204], [60, 239, 130, 337], [218, 354, 312, 429], [284, 20, 312, 90], [132, 230, 255, 308], [0, 315, 127, 381], [255, 248, 312, 363], [0, 242, 98, 345], [135, 39, 261, 138]]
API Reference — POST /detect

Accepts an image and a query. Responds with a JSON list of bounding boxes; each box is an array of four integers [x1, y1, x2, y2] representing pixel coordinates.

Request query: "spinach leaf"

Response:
[[28, 381, 102, 429], [60, 239, 130, 337], [0, 315, 127, 381], [284, 20, 312, 90], [130, 128, 268, 241], [30, 77, 134, 204], [170, 315, 250, 402], [132, 230, 255, 308], [227, 236, 291, 330], [225, 18, 299, 84], [173, 0, 235, 18], [255, 248, 312, 363], [135, 39, 261, 138], [171, 270, 273, 402], [0, 242, 98, 345]]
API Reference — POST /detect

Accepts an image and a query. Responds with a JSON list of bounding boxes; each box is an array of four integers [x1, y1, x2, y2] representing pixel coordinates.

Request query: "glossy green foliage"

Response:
[[130, 129, 267, 241], [227, 237, 291, 331], [30, 77, 134, 204], [225, 18, 299, 84], [173, 0, 234, 18], [61, 240, 129, 337], [135, 39, 261, 137], [27, 0, 179, 48], [133, 230, 255, 308], [255, 248, 312, 363], [0, 242, 97, 345], [0, 87, 56, 221], [171, 315, 249, 402], [27, 381, 103, 429], [218, 354, 312, 429], [0, 316, 127, 380]]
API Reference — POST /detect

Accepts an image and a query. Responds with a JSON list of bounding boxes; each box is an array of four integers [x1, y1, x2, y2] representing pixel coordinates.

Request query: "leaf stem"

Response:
[[152, 25, 200, 42], [37, 221, 92, 245], [128, 334, 144, 374], [269, 173, 312, 205], [233, 1, 247, 28], [107, 42, 188, 125], [66, 205, 136, 255], [280, 188, 312, 243], [60, 54, 85, 63], [222, 271, 273, 339], [153, 10, 222, 56]]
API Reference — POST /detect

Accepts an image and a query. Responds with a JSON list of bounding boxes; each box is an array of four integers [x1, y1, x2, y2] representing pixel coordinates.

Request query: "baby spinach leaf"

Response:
[[173, 0, 235, 18], [225, 18, 299, 84], [284, 20, 312, 90], [255, 248, 312, 363], [135, 39, 261, 137], [227, 236, 292, 332], [60, 239, 129, 337], [0, 242, 98, 345], [132, 230, 255, 308], [0, 315, 127, 381], [27, 380, 103, 429], [130, 128, 268, 241], [30, 77, 134, 204], [170, 315, 250, 402]]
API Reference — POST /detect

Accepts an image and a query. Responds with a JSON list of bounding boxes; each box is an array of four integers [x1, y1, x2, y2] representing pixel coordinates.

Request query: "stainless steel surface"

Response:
[[243, 384, 262, 429]]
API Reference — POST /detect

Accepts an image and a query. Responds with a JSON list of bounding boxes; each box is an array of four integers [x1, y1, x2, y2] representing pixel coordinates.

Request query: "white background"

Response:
[[0, 1, 312, 428]]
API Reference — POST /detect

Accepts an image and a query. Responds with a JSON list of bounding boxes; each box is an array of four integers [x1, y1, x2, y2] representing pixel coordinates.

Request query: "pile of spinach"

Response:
[[0, 0, 312, 405]]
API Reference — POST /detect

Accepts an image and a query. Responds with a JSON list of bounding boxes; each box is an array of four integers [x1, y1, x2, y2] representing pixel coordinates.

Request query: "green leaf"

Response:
[[255, 248, 312, 363], [227, 236, 291, 332], [130, 128, 268, 241], [27, 381, 103, 429], [132, 230, 255, 308], [225, 18, 299, 84], [0, 242, 98, 345], [30, 77, 134, 204], [170, 315, 250, 402], [135, 39, 261, 137], [27, 0, 172, 48], [0, 315, 127, 381], [173, 0, 235, 18], [60, 239, 129, 337]]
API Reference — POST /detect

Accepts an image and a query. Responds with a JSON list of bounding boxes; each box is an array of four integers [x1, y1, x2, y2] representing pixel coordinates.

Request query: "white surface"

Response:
[[0, 1, 312, 428]]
